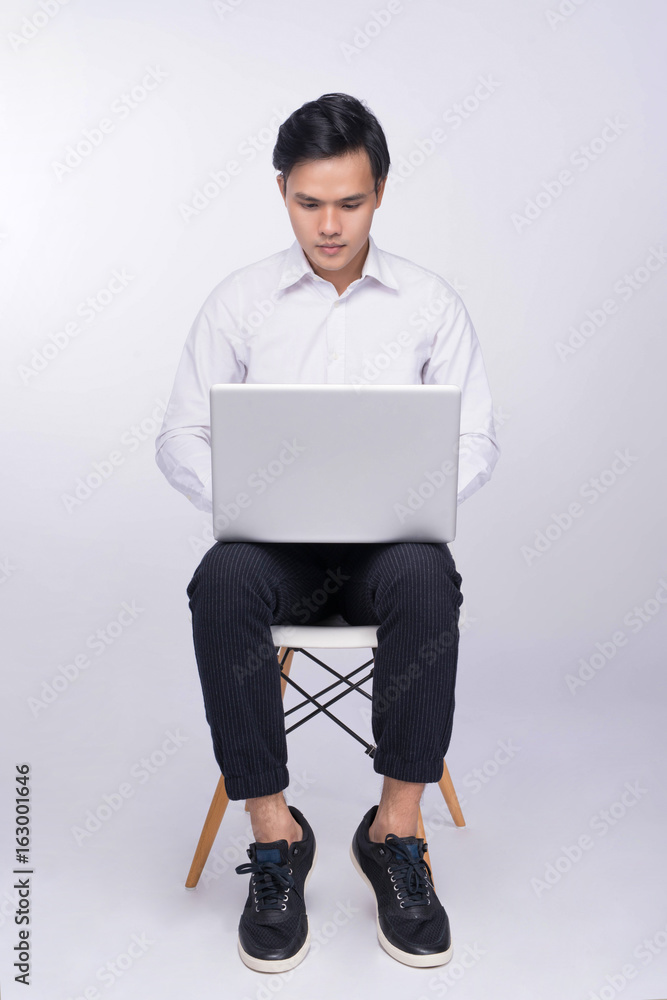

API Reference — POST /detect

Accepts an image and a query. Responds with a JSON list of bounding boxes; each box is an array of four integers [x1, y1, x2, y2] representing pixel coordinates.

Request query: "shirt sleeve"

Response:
[[155, 286, 246, 512], [421, 285, 500, 506]]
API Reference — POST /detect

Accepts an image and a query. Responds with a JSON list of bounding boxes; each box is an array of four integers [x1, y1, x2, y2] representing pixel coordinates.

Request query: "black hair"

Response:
[[272, 92, 390, 195]]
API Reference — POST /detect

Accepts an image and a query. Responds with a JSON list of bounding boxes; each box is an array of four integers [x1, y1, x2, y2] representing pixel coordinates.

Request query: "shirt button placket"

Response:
[[327, 296, 345, 383]]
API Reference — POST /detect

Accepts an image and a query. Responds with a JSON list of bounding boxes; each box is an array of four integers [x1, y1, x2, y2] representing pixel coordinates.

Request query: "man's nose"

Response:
[[319, 207, 341, 235]]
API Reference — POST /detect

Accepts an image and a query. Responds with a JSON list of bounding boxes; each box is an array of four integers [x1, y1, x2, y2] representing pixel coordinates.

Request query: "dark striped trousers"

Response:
[[186, 541, 464, 800]]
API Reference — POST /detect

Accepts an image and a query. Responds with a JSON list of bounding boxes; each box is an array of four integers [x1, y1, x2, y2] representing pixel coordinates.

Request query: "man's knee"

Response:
[[187, 542, 265, 600], [386, 544, 460, 588]]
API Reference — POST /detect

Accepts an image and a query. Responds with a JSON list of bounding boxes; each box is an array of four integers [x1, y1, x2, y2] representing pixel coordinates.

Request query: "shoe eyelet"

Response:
[[427, 898, 431, 905], [390, 876, 396, 883], [255, 904, 259, 912], [281, 903, 287, 911], [393, 884, 399, 891], [397, 891, 404, 899], [387, 866, 392, 873], [399, 901, 405, 909]]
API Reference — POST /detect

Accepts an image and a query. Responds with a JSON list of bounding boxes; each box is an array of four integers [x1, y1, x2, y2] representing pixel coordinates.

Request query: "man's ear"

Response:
[[276, 173, 286, 203], [375, 175, 387, 209]]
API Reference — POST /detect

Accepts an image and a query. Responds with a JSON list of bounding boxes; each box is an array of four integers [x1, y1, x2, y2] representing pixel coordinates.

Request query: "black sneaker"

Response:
[[350, 804, 452, 968], [234, 805, 316, 972]]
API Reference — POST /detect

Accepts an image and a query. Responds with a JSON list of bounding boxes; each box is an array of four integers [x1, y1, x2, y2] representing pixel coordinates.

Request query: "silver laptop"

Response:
[[210, 383, 461, 543]]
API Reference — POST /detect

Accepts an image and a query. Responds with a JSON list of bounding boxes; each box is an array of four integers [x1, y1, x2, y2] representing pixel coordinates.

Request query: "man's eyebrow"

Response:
[[292, 192, 369, 203]]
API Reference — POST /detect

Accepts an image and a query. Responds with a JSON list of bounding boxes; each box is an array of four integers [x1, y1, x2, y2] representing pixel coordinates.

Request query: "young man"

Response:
[[155, 93, 500, 973]]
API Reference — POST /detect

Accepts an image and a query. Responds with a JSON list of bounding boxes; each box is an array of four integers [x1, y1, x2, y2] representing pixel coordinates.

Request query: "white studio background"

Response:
[[1, 2, 666, 999]]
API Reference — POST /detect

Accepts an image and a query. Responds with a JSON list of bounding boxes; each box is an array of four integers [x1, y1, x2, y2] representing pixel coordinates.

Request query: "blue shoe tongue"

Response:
[[254, 841, 286, 864], [396, 838, 420, 861], [256, 848, 282, 863]]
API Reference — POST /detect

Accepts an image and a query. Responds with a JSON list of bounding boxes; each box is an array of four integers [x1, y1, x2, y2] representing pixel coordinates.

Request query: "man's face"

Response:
[[277, 148, 385, 286]]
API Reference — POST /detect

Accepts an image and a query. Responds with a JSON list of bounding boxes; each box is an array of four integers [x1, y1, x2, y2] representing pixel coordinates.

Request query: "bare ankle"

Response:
[[247, 793, 303, 846], [368, 817, 417, 843]]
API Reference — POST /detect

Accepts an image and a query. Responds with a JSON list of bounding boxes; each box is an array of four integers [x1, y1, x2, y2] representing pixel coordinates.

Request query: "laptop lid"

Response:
[[210, 383, 461, 543]]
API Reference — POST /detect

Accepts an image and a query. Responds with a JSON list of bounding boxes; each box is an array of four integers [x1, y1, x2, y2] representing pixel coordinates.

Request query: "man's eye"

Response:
[[300, 203, 359, 209]]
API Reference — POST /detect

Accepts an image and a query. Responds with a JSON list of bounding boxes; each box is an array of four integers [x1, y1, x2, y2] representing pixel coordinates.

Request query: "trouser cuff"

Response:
[[222, 764, 290, 801], [373, 750, 445, 785]]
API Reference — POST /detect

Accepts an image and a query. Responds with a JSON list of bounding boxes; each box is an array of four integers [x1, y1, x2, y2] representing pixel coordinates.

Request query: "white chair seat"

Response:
[[270, 614, 378, 649]]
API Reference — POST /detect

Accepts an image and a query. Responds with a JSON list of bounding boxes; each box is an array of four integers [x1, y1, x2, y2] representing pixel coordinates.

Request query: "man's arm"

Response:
[[155, 288, 246, 512], [421, 285, 500, 506]]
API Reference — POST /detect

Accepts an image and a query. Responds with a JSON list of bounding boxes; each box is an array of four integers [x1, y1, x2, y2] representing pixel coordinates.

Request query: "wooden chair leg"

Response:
[[438, 759, 466, 827], [417, 806, 435, 891], [185, 775, 230, 888], [279, 646, 295, 697]]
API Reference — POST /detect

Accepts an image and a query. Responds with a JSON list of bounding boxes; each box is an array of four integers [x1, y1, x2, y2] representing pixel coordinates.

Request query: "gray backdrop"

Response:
[[2, 2, 666, 999]]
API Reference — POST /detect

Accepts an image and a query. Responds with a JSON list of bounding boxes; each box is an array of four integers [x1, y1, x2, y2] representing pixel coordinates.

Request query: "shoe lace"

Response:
[[383, 835, 433, 908], [235, 856, 298, 911]]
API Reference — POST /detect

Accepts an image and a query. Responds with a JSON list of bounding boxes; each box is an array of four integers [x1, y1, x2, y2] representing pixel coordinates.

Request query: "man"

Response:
[[155, 92, 500, 973]]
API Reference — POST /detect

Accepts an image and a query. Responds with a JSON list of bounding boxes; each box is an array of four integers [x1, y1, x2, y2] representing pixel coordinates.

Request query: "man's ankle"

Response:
[[254, 819, 302, 846], [247, 794, 303, 846], [368, 813, 418, 843]]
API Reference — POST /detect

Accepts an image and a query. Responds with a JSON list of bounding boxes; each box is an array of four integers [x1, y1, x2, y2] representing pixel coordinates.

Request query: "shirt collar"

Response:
[[276, 233, 399, 292]]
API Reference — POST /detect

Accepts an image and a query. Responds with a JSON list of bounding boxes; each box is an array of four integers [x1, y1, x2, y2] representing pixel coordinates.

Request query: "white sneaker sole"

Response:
[[238, 842, 318, 974], [349, 842, 453, 968]]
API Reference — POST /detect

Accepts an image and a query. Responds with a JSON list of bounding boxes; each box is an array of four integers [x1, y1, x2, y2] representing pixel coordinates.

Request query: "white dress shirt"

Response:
[[155, 234, 500, 513]]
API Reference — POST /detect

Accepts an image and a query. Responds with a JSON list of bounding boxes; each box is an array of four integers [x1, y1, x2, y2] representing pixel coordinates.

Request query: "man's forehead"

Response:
[[286, 150, 374, 190]]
